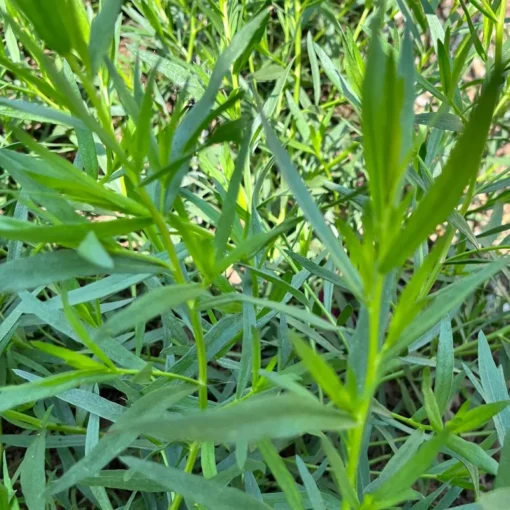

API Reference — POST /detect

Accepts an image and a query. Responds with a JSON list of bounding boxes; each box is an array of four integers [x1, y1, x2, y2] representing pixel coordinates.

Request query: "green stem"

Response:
[[2, 410, 87, 435], [445, 245, 510, 263], [344, 274, 384, 508], [168, 441, 200, 510], [141, 197, 208, 407], [190, 305, 209, 409], [115, 368, 201, 386], [353, 7, 370, 41]]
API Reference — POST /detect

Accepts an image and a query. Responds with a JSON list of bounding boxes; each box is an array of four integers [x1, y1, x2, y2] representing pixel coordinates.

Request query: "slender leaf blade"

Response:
[[122, 456, 272, 510]]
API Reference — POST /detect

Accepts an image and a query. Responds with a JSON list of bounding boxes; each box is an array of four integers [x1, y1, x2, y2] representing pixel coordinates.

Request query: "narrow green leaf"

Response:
[[423, 367, 443, 430], [199, 294, 342, 333], [13, 0, 87, 57], [253, 61, 292, 133], [285, 89, 310, 140], [0, 370, 117, 414], [77, 231, 114, 269], [0, 98, 86, 128], [132, 47, 205, 99], [495, 435, 510, 489], [74, 126, 99, 179], [415, 112, 464, 132], [467, 0, 498, 22], [435, 316, 454, 414], [287, 251, 349, 290], [62, 60, 99, 179], [0, 250, 165, 294], [459, 0, 487, 60], [295, 455, 326, 510], [208, 118, 248, 145], [365, 430, 424, 494], [20, 431, 46, 510], [89, 0, 122, 75], [0, 216, 152, 244], [14, 370, 124, 422], [45, 384, 195, 495], [313, 43, 361, 109], [362, 17, 407, 226], [259, 371, 316, 401], [252, 63, 285, 81], [386, 257, 509, 357], [306, 32, 321, 106], [232, 10, 268, 74], [448, 402, 510, 434], [85, 385, 114, 510], [214, 127, 251, 259], [260, 117, 361, 298], [236, 276, 256, 399], [30, 341, 106, 370], [103, 284, 203, 335], [380, 70, 502, 271], [82, 471, 167, 492], [0, 483, 8, 509], [398, 26, 415, 160], [386, 235, 451, 346], [201, 441, 218, 479], [59, 287, 115, 369], [341, 27, 365, 98], [1, 450, 20, 510], [82, 460, 264, 492], [131, 70, 156, 171], [117, 394, 357, 443], [423, 0, 445, 52], [478, 330, 510, 443], [369, 432, 448, 505], [165, 11, 269, 210], [437, 39, 452, 96], [446, 435, 498, 474], [0, 146, 147, 216], [242, 265, 308, 306], [321, 434, 359, 508], [251, 326, 261, 389], [480, 488, 510, 510], [122, 456, 271, 510], [291, 334, 353, 412], [257, 439, 305, 510], [214, 218, 299, 275]]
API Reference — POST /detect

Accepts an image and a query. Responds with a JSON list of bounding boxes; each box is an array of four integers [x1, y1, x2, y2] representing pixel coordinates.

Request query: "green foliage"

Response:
[[0, 1, 508, 509]]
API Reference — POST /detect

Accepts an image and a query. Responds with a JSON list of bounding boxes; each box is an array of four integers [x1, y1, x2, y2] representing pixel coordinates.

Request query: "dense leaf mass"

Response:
[[0, 1, 509, 509]]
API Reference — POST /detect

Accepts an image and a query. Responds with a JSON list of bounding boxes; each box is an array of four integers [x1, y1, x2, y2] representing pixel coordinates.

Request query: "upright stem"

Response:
[[353, 7, 370, 41], [142, 196, 208, 408], [190, 303, 209, 409], [168, 442, 200, 510], [344, 274, 384, 508]]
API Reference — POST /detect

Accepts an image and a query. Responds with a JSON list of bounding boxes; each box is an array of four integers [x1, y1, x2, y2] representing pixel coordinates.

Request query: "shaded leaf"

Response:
[[45, 384, 195, 495], [103, 283, 204, 335], [257, 440, 305, 510], [122, 456, 272, 510], [117, 394, 357, 443], [20, 431, 46, 510]]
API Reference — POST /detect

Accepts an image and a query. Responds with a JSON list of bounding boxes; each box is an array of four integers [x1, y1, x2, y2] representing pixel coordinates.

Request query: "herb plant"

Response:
[[0, 1, 509, 509]]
